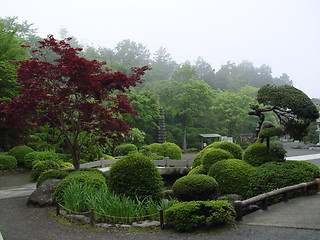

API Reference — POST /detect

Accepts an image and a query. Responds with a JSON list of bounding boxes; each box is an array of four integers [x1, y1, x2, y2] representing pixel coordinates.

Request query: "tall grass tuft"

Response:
[[62, 183, 177, 224]]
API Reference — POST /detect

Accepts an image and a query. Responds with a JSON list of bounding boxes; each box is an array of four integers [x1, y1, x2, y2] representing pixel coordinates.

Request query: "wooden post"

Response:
[[234, 201, 243, 221], [261, 197, 268, 210], [301, 183, 307, 196], [56, 201, 60, 216], [90, 208, 95, 226], [164, 157, 169, 167], [283, 191, 289, 202], [317, 179, 320, 194], [159, 209, 164, 229]]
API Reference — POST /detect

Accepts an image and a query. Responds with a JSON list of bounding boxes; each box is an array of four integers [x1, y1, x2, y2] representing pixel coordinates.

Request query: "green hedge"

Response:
[[206, 141, 243, 160], [30, 160, 61, 181], [108, 152, 164, 201], [0, 155, 17, 170], [202, 149, 234, 173], [36, 169, 70, 187], [243, 142, 275, 166], [165, 200, 235, 231], [247, 161, 320, 200], [8, 145, 34, 165], [149, 142, 182, 160], [114, 144, 138, 156], [172, 174, 218, 201], [208, 159, 255, 197], [24, 151, 62, 169], [54, 170, 107, 203]]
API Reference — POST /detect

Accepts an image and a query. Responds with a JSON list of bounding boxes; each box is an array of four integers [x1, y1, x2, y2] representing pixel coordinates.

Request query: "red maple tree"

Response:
[[0, 35, 150, 170]]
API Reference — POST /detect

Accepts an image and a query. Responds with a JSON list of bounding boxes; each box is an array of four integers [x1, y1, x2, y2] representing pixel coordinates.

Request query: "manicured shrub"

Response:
[[206, 141, 243, 159], [114, 143, 137, 156], [30, 160, 61, 181], [108, 152, 164, 201], [8, 145, 34, 165], [24, 150, 62, 169], [269, 145, 286, 162], [149, 143, 162, 154], [36, 169, 70, 187], [192, 149, 208, 168], [0, 155, 17, 170], [202, 149, 234, 173], [101, 153, 114, 159], [243, 142, 275, 166], [60, 162, 74, 169], [161, 142, 182, 160], [247, 161, 320, 200], [165, 200, 235, 231], [54, 170, 107, 203], [172, 174, 218, 201], [187, 165, 203, 175], [208, 159, 255, 197]]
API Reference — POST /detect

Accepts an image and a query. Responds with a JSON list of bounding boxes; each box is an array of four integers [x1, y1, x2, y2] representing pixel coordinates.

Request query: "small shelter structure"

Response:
[[198, 133, 222, 149]]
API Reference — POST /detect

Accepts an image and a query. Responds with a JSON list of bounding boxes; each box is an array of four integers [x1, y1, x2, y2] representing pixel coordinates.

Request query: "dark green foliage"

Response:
[[172, 174, 218, 201], [202, 149, 234, 173], [208, 159, 255, 197], [0, 155, 17, 170], [161, 142, 182, 160], [108, 152, 164, 201], [54, 170, 107, 203], [269, 145, 286, 162], [30, 160, 61, 181], [24, 150, 62, 169], [36, 169, 70, 187], [206, 141, 243, 159], [165, 200, 235, 231], [243, 142, 275, 166], [8, 145, 34, 165], [247, 161, 320, 199], [258, 127, 284, 139], [114, 143, 138, 156]]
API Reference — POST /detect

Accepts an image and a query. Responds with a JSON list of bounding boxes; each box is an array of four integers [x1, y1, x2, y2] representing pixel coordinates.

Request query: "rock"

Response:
[[65, 214, 90, 225], [217, 194, 242, 206], [132, 220, 160, 227], [27, 179, 61, 207], [94, 223, 113, 229]]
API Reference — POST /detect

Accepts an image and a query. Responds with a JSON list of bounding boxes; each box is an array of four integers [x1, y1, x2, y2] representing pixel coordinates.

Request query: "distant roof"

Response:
[[198, 134, 222, 138]]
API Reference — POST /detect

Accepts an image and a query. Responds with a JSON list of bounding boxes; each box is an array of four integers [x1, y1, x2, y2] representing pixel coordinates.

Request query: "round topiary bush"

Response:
[[149, 143, 162, 155], [172, 174, 218, 201], [108, 152, 164, 201], [0, 155, 17, 170], [30, 160, 61, 181], [191, 149, 209, 168], [202, 148, 234, 173], [114, 143, 138, 156], [206, 141, 243, 160], [24, 151, 61, 169], [160, 142, 182, 160], [54, 170, 107, 203], [165, 200, 235, 232], [208, 159, 255, 197], [187, 165, 204, 175], [8, 145, 34, 165], [36, 169, 70, 187], [247, 161, 320, 200], [243, 142, 275, 166]]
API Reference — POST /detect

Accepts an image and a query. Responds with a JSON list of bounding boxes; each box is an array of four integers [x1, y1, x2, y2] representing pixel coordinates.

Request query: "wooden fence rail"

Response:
[[234, 178, 320, 221]]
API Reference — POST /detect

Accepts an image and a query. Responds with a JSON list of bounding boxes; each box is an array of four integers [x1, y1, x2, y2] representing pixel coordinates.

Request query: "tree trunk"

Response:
[[69, 141, 81, 171], [249, 111, 265, 143], [182, 124, 187, 151]]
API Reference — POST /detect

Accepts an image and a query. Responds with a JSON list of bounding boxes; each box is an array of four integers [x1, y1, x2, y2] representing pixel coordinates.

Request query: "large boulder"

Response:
[[28, 179, 61, 206]]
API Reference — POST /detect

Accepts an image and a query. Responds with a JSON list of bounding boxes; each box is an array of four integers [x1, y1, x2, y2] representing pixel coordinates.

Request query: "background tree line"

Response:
[[1, 17, 318, 152]]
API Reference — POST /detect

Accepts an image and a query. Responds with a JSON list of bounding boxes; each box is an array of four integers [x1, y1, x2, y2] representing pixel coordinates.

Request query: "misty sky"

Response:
[[1, 0, 320, 98]]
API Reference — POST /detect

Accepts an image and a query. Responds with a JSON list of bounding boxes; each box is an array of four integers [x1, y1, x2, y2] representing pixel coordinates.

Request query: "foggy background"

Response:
[[1, 0, 319, 98]]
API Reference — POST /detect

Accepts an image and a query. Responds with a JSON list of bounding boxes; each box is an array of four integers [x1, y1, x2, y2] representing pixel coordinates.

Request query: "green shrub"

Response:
[[0, 155, 17, 170], [247, 161, 320, 200], [243, 142, 275, 166], [172, 174, 218, 201], [206, 141, 243, 159], [114, 143, 138, 156], [101, 153, 114, 159], [30, 160, 61, 181], [161, 142, 182, 160], [149, 143, 162, 154], [24, 150, 62, 169], [8, 145, 34, 165], [208, 159, 255, 197], [258, 127, 284, 139], [60, 162, 74, 169], [165, 200, 235, 231], [269, 145, 287, 162], [108, 152, 164, 201], [36, 169, 70, 187], [202, 149, 234, 173], [187, 165, 203, 175], [54, 170, 107, 203], [192, 149, 208, 168]]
